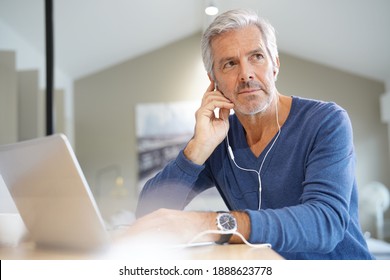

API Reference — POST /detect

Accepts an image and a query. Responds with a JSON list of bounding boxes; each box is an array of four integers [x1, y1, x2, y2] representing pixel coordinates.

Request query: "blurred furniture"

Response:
[[359, 181, 390, 240]]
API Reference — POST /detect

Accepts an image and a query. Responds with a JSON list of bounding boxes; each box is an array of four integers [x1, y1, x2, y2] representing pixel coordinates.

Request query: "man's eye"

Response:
[[253, 53, 264, 60], [223, 61, 235, 69]]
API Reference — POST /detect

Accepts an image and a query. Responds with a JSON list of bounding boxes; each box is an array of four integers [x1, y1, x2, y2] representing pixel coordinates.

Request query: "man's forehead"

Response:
[[211, 25, 262, 43], [210, 25, 265, 59]]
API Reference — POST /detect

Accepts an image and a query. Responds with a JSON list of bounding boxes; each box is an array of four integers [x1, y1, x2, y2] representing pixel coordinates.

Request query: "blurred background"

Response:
[[1, 0, 390, 247]]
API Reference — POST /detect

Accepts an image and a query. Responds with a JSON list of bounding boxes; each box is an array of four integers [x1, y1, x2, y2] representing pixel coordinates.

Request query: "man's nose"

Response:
[[238, 61, 254, 82]]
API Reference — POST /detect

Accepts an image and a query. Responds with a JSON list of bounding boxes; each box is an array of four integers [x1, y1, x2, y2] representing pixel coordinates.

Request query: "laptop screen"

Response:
[[0, 134, 110, 250]]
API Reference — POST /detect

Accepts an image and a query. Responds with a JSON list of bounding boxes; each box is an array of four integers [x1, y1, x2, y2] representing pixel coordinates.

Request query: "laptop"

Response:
[[0, 134, 110, 251]]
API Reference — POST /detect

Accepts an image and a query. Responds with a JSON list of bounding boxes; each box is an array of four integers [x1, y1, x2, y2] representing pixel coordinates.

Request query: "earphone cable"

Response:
[[187, 229, 272, 249], [224, 97, 281, 210]]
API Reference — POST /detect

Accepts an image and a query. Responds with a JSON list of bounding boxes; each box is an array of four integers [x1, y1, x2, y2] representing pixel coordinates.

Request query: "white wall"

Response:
[[380, 80, 390, 160]]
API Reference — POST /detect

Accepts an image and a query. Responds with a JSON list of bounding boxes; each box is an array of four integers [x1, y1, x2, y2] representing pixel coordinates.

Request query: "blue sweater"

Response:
[[136, 96, 374, 260]]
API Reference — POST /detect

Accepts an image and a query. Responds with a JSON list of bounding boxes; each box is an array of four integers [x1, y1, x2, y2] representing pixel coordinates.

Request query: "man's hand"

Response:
[[184, 81, 234, 165], [123, 209, 218, 245], [121, 208, 250, 246]]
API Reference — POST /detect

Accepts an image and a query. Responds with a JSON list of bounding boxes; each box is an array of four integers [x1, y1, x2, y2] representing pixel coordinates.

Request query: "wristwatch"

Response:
[[215, 211, 237, 244]]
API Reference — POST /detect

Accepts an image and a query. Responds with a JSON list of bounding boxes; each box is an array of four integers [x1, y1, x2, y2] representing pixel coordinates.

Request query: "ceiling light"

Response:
[[205, 4, 218, 16]]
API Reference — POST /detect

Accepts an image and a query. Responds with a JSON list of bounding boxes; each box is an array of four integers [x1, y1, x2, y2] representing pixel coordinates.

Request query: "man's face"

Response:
[[211, 25, 279, 116]]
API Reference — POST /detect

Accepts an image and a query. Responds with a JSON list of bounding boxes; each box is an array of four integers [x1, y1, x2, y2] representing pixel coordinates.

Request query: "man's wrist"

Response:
[[183, 139, 211, 165], [229, 211, 250, 243]]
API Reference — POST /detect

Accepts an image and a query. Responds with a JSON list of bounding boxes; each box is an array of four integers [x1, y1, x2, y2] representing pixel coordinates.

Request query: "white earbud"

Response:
[[228, 146, 235, 160]]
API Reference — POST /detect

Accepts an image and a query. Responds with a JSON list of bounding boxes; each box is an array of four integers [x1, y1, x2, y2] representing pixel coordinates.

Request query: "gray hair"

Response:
[[201, 9, 279, 79]]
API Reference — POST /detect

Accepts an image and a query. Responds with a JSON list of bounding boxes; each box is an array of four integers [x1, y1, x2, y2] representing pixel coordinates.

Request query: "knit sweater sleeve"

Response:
[[247, 105, 356, 255], [135, 150, 214, 217]]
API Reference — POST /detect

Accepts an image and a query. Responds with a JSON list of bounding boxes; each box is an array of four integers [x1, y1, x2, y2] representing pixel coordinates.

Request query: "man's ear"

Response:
[[207, 72, 214, 83], [208, 73, 218, 90]]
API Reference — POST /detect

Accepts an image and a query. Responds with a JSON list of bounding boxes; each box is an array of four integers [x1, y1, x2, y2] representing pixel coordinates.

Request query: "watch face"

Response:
[[218, 213, 237, 231]]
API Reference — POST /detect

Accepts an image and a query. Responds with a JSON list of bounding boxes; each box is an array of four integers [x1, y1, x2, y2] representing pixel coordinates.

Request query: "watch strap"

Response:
[[215, 232, 233, 245]]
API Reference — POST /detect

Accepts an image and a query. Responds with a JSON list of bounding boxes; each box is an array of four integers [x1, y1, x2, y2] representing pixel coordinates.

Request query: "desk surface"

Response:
[[0, 241, 283, 260]]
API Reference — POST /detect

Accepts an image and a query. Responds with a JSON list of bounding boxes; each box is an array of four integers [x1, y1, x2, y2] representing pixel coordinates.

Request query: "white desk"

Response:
[[0, 241, 283, 260]]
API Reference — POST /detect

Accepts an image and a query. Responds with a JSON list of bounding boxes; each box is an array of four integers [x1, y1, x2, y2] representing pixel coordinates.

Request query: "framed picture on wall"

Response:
[[135, 100, 199, 191]]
